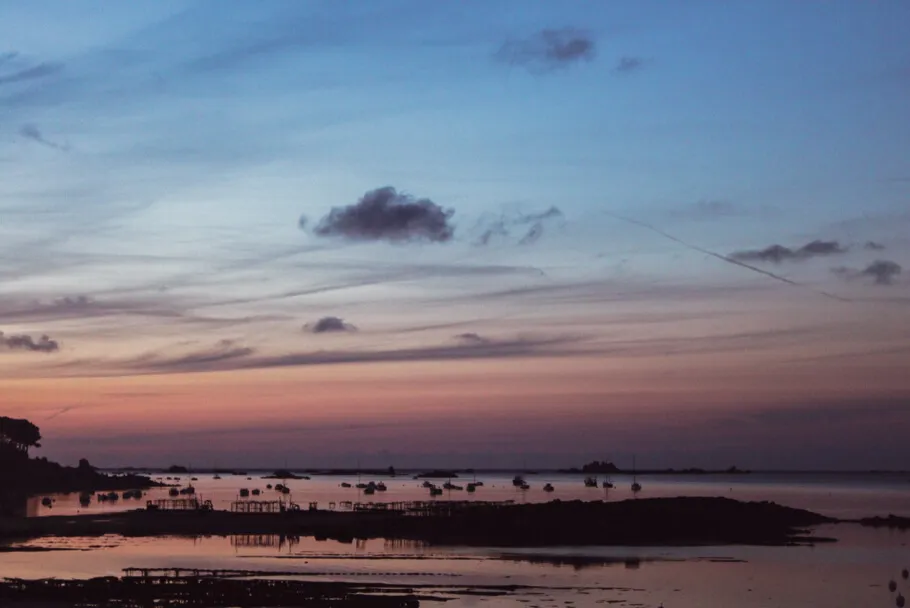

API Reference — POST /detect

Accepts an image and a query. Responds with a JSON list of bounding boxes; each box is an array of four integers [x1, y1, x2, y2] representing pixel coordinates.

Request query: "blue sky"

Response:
[[1, 1, 909, 467]]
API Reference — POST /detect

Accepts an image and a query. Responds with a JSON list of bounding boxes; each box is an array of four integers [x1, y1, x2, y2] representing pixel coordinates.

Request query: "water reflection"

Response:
[[230, 534, 300, 552]]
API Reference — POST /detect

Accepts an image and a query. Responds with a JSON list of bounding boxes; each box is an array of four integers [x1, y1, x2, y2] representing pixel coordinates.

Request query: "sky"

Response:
[[1, 0, 909, 469]]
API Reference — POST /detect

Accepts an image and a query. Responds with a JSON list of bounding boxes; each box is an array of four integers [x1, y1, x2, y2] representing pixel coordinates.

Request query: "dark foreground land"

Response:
[[0, 576, 448, 608], [0, 497, 834, 547]]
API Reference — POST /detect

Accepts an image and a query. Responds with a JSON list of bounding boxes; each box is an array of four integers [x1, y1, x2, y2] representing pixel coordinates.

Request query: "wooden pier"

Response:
[[230, 499, 300, 513], [146, 498, 213, 511]]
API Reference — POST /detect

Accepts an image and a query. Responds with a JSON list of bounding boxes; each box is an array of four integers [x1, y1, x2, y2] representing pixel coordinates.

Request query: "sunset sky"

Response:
[[1, 1, 909, 469]]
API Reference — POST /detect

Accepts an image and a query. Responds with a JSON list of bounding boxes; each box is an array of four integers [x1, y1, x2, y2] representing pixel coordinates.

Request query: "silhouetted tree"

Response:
[[0, 416, 42, 457]]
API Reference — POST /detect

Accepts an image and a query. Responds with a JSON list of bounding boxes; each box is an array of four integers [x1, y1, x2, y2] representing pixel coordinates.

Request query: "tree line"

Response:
[[0, 416, 42, 457]]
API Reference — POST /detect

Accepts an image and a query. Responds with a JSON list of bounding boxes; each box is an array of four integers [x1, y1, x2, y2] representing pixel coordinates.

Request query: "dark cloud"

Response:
[[19, 124, 70, 151], [833, 260, 902, 286], [731, 240, 848, 264], [496, 28, 596, 73], [312, 187, 454, 243], [455, 332, 491, 345], [474, 206, 564, 246], [614, 56, 644, 73], [0, 331, 59, 353], [306, 316, 357, 334], [864, 241, 886, 251], [0, 60, 63, 85]]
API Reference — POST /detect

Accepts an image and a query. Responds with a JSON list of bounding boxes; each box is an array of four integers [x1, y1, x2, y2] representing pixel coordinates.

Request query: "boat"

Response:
[[280, 486, 290, 495], [340, 482, 352, 488], [252, 489, 261, 496], [376, 482, 387, 491], [239, 488, 250, 498], [41, 497, 53, 507], [631, 456, 642, 494], [105, 491, 119, 501], [191, 477, 198, 481], [429, 487, 443, 496], [79, 492, 92, 507], [421, 481, 434, 488], [213, 474, 222, 480], [364, 485, 375, 495], [584, 476, 598, 488], [472, 481, 484, 487], [543, 483, 555, 492], [443, 481, 463, 490], [603, 480, 615, 489], [512, 475, 525, 487], [267, 484, 273, 489], [179, 486, 196, 495], [168, 488, 179, 497], [355, 483, 368, 489], [466, 483, 477, 493]]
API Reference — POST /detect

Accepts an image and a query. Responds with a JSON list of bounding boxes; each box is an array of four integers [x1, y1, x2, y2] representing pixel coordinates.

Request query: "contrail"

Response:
[[602, 211, 849, 302], [46, 406, 75, 420]]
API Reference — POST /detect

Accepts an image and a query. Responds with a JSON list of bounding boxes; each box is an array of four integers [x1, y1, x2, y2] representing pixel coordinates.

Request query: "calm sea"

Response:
[[5, 472, 910, 608]]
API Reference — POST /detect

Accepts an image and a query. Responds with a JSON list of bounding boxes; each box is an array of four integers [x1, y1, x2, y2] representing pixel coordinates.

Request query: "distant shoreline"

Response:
[[100, 467, 910, 476]]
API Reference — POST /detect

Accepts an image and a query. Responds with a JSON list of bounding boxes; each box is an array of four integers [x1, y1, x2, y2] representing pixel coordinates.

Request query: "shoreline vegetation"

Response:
[[1, 417, 161, 517]]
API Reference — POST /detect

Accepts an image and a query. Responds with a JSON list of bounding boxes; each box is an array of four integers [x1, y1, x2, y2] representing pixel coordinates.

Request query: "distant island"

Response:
[[0, 416, 160, 516], [414, 470, 459, 479], [558, 461, 750, 475], [262, 470, 309, 480]]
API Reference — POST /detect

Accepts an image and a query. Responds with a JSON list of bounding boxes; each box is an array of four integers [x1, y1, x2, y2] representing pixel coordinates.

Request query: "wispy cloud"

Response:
[[614, 56, 644, 74], [731, 240, 848, 264], [19, 124, 69, 151], [473, 206, 564, 246], [311, 187, 455, 243], [66, 334, 581, 377], [127, 339, 253, 373], [667, 200, 752, 221], [0, 54, 63, 86], [496, 28, 596, 73]]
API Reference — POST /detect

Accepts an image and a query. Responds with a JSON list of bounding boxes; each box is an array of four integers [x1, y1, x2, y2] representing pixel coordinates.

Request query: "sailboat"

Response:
[[631, 456, 642, 494]]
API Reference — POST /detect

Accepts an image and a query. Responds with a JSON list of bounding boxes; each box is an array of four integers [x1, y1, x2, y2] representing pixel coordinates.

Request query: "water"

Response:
[[8, 472, 910, 607], [27, 471, 910, 519]]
